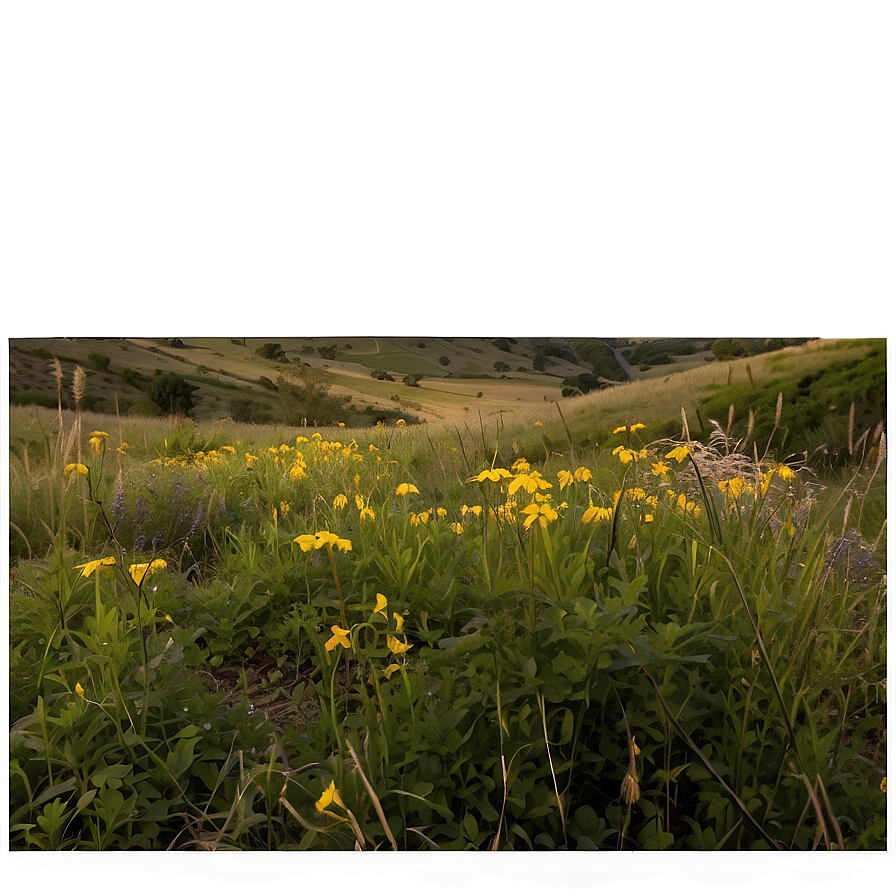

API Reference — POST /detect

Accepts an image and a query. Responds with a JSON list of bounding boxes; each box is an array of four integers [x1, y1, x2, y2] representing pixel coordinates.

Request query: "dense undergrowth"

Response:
[[7, 359, 887, 850]]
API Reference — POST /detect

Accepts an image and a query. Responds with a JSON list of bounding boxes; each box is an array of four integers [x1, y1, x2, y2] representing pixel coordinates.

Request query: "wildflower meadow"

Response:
[[7, 358, 887, 852]]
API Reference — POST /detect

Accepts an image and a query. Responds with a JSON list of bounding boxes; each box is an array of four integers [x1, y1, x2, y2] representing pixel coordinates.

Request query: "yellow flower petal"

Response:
[[74, 556, 117, 577], [315, 780, 346, 812], [387, 634, 411, 656], [128, 559, 167, 586], [325, 625, 352, 652], [374, 593, 388, 617], [665, 445, 690, 463]]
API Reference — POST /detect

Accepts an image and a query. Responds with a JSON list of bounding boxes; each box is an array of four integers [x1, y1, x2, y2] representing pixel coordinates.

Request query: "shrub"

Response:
[[88, 352, 111, 372], [255, 343, 288, 362], [230, 397, 273, 425], [149, 372, 199, 415]]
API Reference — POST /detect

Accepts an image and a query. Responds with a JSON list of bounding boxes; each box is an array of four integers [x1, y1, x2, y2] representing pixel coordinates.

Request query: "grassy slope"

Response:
[[494, 338, 886, 458], [9, 337, 883, 441]]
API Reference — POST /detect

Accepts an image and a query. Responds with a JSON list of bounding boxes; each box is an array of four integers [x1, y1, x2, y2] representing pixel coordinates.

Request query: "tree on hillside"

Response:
[[149, 372, 199, 415], [255, 343, 288, 362], [276, 365, 349, 425]]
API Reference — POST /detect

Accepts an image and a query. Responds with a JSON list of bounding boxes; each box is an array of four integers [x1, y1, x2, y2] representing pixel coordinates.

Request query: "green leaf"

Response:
[[91, 764, 132, 788], [75, 789, 97, 812]]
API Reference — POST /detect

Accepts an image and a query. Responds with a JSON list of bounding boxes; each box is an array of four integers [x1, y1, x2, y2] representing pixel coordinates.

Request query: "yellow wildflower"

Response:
[[665, 445, 690, 463], [393, 612, 404, 634], [508, 471, 552, 495], [718, 478, 745, 500], [75, 682, 85, 699], [315, 780, 346, 812], [88, 431, 109, 454], [129, 559, 167, 586], [360, 506, 376, 522], [522, 501, 559, 529], [676, 494, 700, 517], [325, 625, 352, 652], [582, 504, 613, 524], [384, 664, 401, 680], [651, 460, 670, 479], [74, 556, 117, 577], [461, 504, 483, 517], [332, 493, 348, 510], [573, 466, 592, 483], [470, 468, 512, 483], [64, 463, 89, 478], [557, 470, 574, 489], [294, 534, 318, 552], [374, 594, 388, 618], [511, 458, 531, 473], [316, 530, 352, 552], [387, 634, 412, 656], [395, 482, 420, 496], [775, 463, 796, 481], [450, 521, 463, 534], [396, 419, 407, 426], [280, 501, 290, 517]]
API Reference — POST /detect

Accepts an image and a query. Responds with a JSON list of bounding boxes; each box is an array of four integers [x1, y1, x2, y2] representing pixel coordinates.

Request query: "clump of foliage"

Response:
[[276, 367, 350, 426], [88, 352, 111, 372], [699, 341, 885, 468], [149, 372, 199, 416], [255, 343, 289, 362], [229, 396, 274, 425]]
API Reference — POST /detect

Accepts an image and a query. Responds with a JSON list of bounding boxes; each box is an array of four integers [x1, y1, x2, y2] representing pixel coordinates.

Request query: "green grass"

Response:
[[336, 348, 448, 376]]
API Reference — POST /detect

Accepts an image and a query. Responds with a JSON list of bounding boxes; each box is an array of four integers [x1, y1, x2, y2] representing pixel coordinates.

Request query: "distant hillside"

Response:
[[8, 336, 816, 426]]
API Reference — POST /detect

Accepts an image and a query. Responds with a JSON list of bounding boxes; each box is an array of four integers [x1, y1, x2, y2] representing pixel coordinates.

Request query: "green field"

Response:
[[7, 337, 887, 851]]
